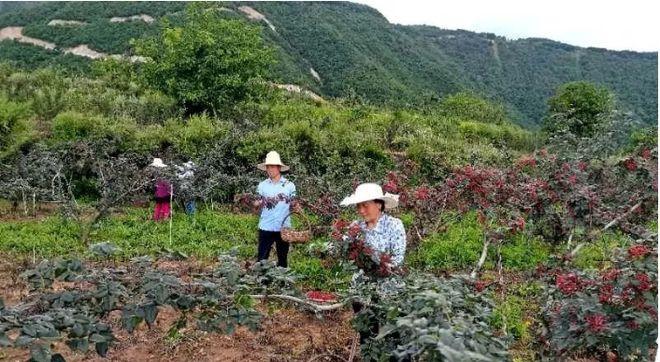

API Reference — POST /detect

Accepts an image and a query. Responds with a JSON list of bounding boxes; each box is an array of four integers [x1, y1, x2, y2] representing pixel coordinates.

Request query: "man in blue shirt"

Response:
[[253, 151, 298, 267]]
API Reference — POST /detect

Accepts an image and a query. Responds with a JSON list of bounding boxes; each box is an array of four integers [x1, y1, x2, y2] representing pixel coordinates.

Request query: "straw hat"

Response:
[[150, 158, 168, 168], [340, 183, 399, 209], [257, 151, 289, 171]]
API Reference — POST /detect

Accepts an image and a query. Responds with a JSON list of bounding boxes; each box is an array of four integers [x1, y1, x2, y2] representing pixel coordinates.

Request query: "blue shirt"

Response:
[[257, 176, 296, 232], [358, 214, 407, 266]]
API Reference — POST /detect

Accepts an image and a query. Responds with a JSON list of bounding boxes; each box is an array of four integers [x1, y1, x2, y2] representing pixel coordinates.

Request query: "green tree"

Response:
[[438, 92, 509, 124], [544, 81, 614, 137], [134, 4, 275, 114]]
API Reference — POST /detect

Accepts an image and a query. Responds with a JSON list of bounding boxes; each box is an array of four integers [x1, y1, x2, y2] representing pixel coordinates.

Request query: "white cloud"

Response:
[[356, 0, 659, 52]]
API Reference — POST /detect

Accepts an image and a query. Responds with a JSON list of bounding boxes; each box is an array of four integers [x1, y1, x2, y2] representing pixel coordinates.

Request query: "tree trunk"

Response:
[[471, 234, 490, 279]]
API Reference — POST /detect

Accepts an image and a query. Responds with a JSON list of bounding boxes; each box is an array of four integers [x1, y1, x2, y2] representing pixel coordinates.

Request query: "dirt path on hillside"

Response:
[[0, 26, 56, 49]]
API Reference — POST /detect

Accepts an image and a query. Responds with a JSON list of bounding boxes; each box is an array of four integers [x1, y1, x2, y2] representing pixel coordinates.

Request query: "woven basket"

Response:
[[281, 212, 312, 243]]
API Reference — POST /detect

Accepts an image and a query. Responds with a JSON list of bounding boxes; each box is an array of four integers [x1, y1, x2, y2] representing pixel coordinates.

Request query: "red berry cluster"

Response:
[[556, 273, 581, 295], [628, 244, 651, 259], [585, 313, 607, 333], [622, 158, 638, 172]]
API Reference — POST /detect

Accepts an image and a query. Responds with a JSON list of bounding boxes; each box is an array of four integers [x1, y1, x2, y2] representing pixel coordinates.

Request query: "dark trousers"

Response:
[[257, 230, 290, 268]]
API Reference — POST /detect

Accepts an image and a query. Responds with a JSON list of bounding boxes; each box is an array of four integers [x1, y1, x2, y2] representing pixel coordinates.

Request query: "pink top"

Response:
[[155, 180, 172, 199]]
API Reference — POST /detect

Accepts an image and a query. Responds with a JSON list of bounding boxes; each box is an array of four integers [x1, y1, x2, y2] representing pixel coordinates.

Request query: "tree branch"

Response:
[[470, 234, 490, 279], [250, 294, 347, 312], [570, 201, 643, 257]]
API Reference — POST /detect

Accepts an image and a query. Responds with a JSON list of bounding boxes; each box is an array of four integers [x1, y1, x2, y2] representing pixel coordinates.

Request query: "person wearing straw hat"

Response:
[[253, 151, 298, 268], [340, 183, 406, 267], [340, 182, 407, 346], [150, 158, 172, 222]]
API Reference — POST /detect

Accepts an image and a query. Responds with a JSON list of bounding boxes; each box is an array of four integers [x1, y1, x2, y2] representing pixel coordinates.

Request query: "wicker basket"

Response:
[[281, 212, 312, 243]]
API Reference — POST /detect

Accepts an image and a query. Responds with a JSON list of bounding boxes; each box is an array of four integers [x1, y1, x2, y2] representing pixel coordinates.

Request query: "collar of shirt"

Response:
[[267, 176, 287, 185], [359, 213, 388, 233]]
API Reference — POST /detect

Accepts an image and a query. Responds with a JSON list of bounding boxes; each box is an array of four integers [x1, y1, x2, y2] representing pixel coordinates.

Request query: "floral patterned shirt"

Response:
[[358, 213, 406, 266]]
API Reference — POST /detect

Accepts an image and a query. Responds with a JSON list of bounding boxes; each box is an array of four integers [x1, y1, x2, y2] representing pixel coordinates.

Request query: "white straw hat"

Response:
[[340, 183, 399, 209], [150, 158, 168, 168], [257, 151, 289, 171]]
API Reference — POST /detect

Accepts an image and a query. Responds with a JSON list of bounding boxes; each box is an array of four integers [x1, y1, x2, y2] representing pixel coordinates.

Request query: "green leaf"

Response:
[[95, 341, 109, 357], [89, 242, 121, 258], [29, 343, 51, 362], [175, 295, 194, 309], [22, 324, 38, 337], [224, 323, 235, 335], [121, 308, 143, 334], [0, 332, 11, 347], [142, 303, 159, 327], [66, 337, 89, 352], [70, 323, 85, 338], [88, 333, 106, 343], [15, 334, 35, 347]]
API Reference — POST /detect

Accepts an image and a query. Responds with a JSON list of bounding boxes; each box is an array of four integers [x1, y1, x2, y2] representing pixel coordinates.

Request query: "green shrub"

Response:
[[0, 216, 84, 256], [500, 233, 550, 270], [51, 111, 100, 141], [0, 207, 259, 259], [288, 254, 351, 291], [0, 95, 33, 155], [94, 207, 258, 258], [410, 214, 549, 271], [124, 90, 179, 124], [439, 92, 509, 125], [544, 81, 614, 138], [409, 213, 485, 271], [135, 4, 275, 114], [163, 114, 232, 156], [572, 232, 632, 270], [491, 295, 530, 340]]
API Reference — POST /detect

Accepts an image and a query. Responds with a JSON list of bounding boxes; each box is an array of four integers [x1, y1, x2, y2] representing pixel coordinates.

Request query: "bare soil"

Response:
[[0, 256, 358, 362]]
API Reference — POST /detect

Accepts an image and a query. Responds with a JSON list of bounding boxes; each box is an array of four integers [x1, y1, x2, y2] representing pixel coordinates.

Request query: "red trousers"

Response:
[[153, 201, 171, 221]]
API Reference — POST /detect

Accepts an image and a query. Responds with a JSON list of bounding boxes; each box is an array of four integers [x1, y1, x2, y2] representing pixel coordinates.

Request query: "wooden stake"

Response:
[[169, 184, 174, 248]]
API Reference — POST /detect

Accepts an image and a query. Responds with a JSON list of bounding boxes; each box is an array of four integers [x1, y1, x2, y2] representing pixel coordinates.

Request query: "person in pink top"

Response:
[[150, 158, 172, 221]]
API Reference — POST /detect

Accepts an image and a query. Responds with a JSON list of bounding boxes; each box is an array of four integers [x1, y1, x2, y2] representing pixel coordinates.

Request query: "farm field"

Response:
[[0, 2, 657, 361]]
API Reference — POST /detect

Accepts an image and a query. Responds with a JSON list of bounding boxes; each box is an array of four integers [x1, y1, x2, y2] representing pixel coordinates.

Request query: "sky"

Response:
[[356, 0, 659, 52]]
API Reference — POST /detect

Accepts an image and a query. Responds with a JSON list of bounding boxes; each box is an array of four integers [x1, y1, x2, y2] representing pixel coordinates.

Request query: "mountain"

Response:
[[0, 1, 656, 127]]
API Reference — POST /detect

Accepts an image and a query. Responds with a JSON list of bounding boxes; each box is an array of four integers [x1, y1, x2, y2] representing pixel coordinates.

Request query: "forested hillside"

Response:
[[0, 1, 656, 127]]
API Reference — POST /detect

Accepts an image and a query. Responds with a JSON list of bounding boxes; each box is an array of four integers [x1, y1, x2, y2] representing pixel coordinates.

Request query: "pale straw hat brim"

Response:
[[257, 151, 289, 171], [340, 183, 399, 209], [150, 158, 168, 168], [257, 163, 290, 172]]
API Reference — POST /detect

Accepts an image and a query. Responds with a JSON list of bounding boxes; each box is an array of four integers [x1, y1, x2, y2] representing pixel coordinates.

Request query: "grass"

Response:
[[0, 204, 634, 288], [407, 213, 485, 271], [408, 213, 550, 272], [0, 207, 259, 259], [571, 232, 634, 270], [492, 281, 544, 361], [0, 204, 353, 291], [95, 207, 259, 259]]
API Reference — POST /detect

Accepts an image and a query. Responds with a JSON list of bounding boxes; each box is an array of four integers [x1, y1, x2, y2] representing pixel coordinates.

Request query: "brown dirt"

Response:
[[0, 256, 358, 362], [63, 44, 107, 60], [0, 201, 60, 221], [0, 26, 56, 49], [0, 256, 30, 306], [48, 19, 87, 26], [109, 14, 155, 24]]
